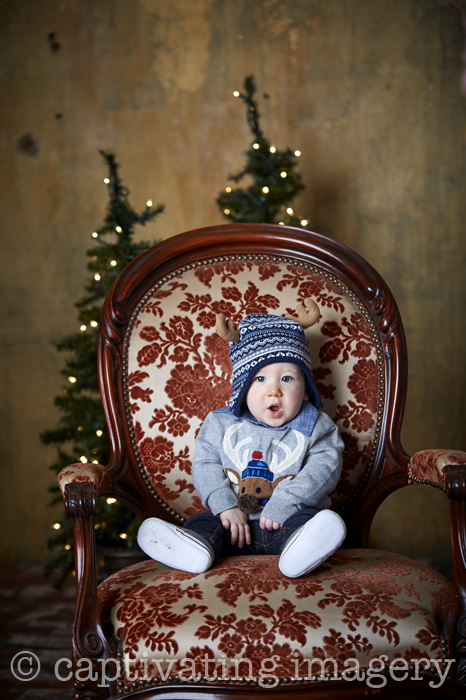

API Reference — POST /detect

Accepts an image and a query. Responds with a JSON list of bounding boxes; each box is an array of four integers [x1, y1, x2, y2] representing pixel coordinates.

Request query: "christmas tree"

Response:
[[41, 151, 164, 586], [217, 75, 311, 227]]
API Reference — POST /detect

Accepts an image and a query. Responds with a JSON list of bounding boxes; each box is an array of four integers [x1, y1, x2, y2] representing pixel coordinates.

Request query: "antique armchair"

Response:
[[58, 224, 466, 699]]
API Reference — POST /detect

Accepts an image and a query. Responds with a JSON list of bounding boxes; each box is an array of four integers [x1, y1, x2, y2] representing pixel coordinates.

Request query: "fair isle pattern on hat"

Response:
[[229, 313, 322, 416]]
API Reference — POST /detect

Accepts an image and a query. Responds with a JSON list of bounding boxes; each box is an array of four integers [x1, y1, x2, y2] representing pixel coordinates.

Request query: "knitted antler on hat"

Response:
[[216, 298, 320, 343], [284, 298, 320, 329], [216, 315, 240, 344]]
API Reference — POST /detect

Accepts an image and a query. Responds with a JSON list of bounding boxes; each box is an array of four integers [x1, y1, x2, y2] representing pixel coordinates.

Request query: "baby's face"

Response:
[[245, 362, 308, 427]]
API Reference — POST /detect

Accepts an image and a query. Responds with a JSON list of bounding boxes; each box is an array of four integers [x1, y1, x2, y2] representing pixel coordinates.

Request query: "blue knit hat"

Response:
[[227, 313, 322, 417]]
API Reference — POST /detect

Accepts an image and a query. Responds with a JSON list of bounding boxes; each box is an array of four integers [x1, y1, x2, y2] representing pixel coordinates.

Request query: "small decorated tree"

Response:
[[41, 151, 164, 586], [217, 75, 311, 228]]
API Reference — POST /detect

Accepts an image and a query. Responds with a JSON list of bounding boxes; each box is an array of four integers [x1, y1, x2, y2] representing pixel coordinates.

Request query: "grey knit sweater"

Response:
[[192, 402, 344, 524]]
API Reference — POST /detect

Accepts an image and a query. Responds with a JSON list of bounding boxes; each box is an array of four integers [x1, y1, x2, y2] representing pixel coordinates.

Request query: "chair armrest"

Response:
[[408, 448, 466, 491], [58, 462, 111, 498], [408, 450, 466, 687], [62, 479, 116, 697]]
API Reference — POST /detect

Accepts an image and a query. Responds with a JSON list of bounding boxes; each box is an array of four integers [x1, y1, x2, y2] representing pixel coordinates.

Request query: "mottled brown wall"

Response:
[[1, 0, 465, 568]]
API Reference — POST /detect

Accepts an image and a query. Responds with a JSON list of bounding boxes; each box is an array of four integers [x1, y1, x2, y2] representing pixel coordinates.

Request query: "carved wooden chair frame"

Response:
[[60, 224, 466, 699]]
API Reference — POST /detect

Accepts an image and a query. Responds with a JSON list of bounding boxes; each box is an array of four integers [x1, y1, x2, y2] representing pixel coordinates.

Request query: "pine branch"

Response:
[[41, 151, 164, 585]]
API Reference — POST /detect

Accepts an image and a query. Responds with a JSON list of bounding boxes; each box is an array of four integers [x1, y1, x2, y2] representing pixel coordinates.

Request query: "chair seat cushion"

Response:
[[98, 548, 454, 686]]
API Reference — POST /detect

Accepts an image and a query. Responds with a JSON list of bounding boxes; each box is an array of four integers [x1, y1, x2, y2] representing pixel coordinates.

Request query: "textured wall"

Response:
[[1, 0, 465, 568]]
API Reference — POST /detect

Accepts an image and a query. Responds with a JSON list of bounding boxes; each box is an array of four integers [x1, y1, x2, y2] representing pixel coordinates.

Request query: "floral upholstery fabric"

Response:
[[58, 462, 110, 496], [98, 549, 454, 685], [408, 449, 466, 490], [124, 257, 384, 520]]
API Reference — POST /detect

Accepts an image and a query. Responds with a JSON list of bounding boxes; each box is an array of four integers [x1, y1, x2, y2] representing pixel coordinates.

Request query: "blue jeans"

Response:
[[184, 507, 319, 559]]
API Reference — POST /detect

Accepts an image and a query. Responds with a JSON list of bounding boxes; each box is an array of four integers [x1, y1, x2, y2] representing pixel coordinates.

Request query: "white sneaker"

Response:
[[137, 518, 215, 574], [279, 510, 346, 578]]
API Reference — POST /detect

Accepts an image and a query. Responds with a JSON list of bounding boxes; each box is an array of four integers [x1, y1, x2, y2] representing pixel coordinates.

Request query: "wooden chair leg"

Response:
[[444, 464, 466, 687]]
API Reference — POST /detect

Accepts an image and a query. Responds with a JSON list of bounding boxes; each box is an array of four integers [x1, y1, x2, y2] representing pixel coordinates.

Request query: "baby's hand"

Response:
[[260, 516, 282, 531], [220, 507, 251, 548]]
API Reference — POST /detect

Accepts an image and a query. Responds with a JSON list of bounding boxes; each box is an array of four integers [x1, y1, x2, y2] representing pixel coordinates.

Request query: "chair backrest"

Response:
[[99, 225, 408, 544]]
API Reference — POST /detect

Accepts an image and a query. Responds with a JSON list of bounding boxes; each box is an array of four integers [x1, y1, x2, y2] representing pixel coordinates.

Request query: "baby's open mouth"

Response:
[[268, 404, 282, 416]]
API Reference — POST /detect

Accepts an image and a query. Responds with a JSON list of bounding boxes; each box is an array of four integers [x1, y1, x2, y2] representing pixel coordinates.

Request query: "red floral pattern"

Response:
[[97, 549, 454, 684], [408, 448, 466, 490], [125, 259, 382, 516]]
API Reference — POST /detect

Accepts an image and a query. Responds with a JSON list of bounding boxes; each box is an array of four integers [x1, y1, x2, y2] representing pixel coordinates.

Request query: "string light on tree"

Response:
[[40, 150, 164, 587], [216, 75, 312, 228]]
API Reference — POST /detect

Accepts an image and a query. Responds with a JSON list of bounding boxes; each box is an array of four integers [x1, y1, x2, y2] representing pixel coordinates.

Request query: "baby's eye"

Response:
[[255, 376, 266, 383], [281, 376, 293, 383]]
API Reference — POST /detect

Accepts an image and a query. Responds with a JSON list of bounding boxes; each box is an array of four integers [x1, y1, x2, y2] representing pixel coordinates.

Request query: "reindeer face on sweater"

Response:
[[223, 424, 305, 515], [225, 454, 295, 515]]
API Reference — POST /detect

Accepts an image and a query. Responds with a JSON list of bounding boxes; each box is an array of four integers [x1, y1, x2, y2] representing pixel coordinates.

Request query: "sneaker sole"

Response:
[[137, 518, 213, 574], [279, 510, 346, 578]]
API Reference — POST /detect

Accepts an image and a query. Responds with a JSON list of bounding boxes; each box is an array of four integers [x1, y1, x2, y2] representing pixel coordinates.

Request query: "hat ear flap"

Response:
[[285, 298, 320, 329], [216, 314, 240, 344]]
